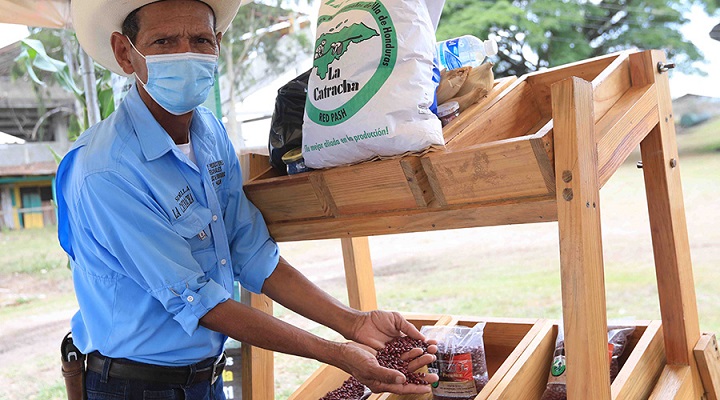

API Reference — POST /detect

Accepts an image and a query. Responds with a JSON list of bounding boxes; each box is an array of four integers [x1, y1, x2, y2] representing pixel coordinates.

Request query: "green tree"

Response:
[[222, 1, 311, 97], [13, 28, 114, 141], [437, 0, 719, 77], [220, 0, 312, 140]]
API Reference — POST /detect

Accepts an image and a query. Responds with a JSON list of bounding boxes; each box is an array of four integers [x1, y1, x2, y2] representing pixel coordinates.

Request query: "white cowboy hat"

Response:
[[72, 0, 253, 76]]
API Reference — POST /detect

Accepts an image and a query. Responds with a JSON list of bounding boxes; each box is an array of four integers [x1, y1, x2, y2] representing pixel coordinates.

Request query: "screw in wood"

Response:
[[670, 159, 677, 168], [562, 188, 573, 201], [657, 61, 676, 73], [562, 170, 573, 183]]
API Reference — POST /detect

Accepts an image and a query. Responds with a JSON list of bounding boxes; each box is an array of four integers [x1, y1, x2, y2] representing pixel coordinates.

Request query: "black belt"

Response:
[[87, 352, 226, 385]]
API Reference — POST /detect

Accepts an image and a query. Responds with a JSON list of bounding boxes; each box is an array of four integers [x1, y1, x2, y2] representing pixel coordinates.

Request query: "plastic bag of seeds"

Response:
[[608, 325, 635, 382], [420, 323, 489, 400], [540, 326, 566, 400], [540, 324, 637, 399]]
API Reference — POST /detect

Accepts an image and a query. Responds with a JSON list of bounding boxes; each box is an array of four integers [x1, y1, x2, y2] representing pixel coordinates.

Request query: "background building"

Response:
[[0, 41, 73, 229]]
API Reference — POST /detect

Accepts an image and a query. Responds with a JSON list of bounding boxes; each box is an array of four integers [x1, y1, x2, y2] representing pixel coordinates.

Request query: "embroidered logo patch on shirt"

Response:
[[172, 185, 195, 219], [207, 160, 226, 186]]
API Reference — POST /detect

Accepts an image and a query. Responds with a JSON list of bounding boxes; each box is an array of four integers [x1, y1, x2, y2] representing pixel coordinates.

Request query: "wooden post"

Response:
[[341, 237, 378, 311], [238, 151, 276, 400], [694, 334, 720, 400], [630, 50, 705, 397], [552, 77, 611, 399], [241, 291, 274, 400], [632, 50, 702, 366]]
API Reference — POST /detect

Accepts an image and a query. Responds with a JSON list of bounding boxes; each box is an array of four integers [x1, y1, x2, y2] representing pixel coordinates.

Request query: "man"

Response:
[[57, 0, 438, 398]]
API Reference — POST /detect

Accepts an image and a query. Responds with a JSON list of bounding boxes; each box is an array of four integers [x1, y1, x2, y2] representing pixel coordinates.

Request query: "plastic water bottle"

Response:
[[436, 35, 498, 70]]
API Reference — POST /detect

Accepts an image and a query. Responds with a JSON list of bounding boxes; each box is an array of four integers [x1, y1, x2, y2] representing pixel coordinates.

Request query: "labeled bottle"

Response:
[[436, 101, 460, 127], [282, 147, 309, 175], [436, 35, 498, 70]]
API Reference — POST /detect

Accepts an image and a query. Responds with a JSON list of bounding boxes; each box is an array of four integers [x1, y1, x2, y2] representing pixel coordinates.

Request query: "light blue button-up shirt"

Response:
[[56, 86, 279, 366]]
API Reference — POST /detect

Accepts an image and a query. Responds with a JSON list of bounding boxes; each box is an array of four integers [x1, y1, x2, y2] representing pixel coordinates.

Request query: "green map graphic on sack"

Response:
[[303, 0, 444, 169], [306, 0, 396, 127], [313, 23, 378, 80]]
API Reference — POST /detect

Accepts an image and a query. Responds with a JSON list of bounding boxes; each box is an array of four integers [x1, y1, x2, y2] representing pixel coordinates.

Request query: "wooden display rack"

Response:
[[239, 49, 720, 399]]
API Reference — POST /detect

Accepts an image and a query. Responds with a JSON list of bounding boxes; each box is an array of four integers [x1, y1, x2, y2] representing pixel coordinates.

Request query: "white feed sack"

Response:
[[302, 0, 445, 169]]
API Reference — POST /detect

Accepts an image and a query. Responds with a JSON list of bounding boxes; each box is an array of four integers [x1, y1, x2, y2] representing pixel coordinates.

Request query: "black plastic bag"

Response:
[[268, 69, 311, 174]]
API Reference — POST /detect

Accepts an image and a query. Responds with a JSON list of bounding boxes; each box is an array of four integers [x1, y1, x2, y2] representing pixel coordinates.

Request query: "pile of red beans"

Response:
[[320, 336, 431, 400], [320, 377, 367, 400]]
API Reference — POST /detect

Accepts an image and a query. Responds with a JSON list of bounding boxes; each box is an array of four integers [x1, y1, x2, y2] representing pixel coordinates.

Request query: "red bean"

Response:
[[540, 383, 567, 400], [320, 336, 432, 400], [320, 377, 366, 400], [376, 336, 430, 386]]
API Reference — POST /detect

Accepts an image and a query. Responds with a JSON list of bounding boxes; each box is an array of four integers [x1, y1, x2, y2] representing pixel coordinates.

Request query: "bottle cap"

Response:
[[282, 147, 304, 164], [437, 101, 460, 118], [484, 39, 498, 57]]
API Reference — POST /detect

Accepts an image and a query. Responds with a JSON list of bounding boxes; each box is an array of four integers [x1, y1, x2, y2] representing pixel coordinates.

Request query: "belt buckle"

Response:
[[211, 353, 225, 385]]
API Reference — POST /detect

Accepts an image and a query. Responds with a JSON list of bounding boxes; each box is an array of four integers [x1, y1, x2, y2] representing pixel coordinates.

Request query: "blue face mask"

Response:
[[128, 39, 218, 115]]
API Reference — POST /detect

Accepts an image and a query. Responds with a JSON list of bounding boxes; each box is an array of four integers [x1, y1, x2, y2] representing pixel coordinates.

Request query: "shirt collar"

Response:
[[123, 85, 185, 162], [122, 85, 217, 164], [188, 110, 217, 167]]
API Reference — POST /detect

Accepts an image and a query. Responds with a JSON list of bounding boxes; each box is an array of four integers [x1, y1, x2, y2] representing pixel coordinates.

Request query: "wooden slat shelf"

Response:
[[243, 50, 664, 242], [239, 49, 718, 399], [289, 318, 667, 400], [290, 316, 544, 400]]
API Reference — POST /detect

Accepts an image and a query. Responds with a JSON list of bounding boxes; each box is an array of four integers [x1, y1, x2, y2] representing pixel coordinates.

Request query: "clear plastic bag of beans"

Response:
[[420, 323, 489, 400], [608, 325, 635, 382], [540, 324, 637, 400], [540, 326, 566, 400]]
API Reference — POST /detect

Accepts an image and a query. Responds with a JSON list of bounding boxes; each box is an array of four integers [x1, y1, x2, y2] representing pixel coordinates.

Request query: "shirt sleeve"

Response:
[[218, 126, 280, 294], [75, 171, 230, 335]]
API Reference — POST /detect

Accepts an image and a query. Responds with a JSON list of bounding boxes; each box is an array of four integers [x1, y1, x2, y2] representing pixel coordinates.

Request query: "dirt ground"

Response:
[[0, 273, 75, 399]]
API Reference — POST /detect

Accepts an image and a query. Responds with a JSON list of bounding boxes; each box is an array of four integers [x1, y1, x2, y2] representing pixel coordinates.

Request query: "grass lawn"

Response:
[[1, 117, 718, 399], [0, 226, 74, 310], [0, 226, 69, 276]]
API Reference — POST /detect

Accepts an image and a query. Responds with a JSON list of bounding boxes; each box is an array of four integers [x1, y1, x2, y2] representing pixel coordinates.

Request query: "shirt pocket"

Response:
[[171, 205, 214, 254]]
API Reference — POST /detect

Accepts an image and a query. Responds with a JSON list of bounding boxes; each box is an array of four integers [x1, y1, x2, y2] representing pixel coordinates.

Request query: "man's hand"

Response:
[[348, 310, 436, 351], [259, 262, 439, 393], [336, 342, 438, 395], [342, 311, 439, 392]]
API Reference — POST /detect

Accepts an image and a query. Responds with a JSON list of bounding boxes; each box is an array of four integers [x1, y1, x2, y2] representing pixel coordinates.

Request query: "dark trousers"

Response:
[[85, 357, 226, 400]]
